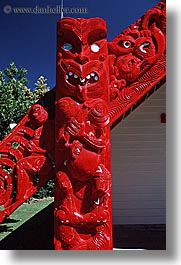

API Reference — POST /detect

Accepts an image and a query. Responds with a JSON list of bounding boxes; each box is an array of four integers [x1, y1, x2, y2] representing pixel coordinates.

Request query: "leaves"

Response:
[[34, 75, 50, 101], [0, 62, 50, 140]]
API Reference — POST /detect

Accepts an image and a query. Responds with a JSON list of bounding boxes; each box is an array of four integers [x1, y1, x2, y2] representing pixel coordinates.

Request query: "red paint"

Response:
[[54, 17, 112, 250], [0, 102, 55, 223], [109, 0, 166, 123], [0, 0, 166, 251]]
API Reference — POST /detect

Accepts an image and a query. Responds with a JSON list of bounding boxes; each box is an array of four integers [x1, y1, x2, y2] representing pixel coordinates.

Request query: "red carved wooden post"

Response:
[[0, 1, 166, 251], [54, 18, 113, 250]]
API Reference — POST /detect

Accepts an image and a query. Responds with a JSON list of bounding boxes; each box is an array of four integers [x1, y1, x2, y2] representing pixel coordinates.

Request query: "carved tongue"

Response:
[[78, 84, 88, 101]]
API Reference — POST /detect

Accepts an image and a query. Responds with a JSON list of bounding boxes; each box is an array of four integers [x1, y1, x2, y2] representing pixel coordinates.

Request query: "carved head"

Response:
[[56, 17, 109, 102], [28, 104, 48, 127], [108, 21, 165, 83]]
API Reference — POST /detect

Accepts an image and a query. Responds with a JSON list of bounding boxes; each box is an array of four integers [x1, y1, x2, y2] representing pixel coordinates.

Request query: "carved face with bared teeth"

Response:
[[56, 17, 109, 102], [65, 71, 99, 87]]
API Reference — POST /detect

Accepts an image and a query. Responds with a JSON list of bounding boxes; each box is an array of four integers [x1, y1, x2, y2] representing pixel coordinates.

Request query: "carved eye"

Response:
[[123, 41, 132, 48], [140, 42, 150, 53], [63, 43, 72, 51], [91, 43, 100, 53]]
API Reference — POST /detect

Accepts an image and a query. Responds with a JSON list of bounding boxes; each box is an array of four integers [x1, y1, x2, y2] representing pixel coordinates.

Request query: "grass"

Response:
[[0, 197, 53, 242]]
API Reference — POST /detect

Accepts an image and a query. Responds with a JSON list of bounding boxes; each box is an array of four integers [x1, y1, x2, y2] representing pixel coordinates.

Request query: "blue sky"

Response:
[[0, 0, 159, 90]]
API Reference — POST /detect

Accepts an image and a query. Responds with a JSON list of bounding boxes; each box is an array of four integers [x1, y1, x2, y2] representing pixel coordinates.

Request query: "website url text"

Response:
[[3, 5, 88, 15]]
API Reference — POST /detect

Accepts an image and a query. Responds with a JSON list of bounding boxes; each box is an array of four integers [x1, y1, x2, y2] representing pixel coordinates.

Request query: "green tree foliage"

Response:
[[0, 62, 32, 140], [34, 75, 50, 101], [0, 62, 50, 140], [33, 179, 54, 199]]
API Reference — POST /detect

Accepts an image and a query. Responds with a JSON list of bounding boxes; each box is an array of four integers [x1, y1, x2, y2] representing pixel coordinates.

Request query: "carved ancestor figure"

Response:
[[53, 1, 166, 249], [54, 17, 112, 250], [0, 1, 166, 251]]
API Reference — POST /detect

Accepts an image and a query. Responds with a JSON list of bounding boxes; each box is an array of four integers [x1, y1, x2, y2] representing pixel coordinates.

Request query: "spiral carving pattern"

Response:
[[0, 104, 54, 222]]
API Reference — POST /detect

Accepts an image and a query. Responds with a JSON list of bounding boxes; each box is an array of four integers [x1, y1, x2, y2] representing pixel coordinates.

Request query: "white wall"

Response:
[[111, 83, 166, 225]]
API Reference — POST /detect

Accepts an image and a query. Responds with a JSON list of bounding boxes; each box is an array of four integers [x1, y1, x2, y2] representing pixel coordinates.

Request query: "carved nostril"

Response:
[[75, 56, 88, 65], [99, 55, 105, 61]]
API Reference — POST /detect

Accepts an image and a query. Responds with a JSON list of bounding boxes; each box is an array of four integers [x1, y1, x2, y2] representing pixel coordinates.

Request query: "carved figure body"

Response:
[[0, 1, 166, 250], [0, 101, 55, 222], [15, 104, 49, 200], [54, 17, 112, 250]]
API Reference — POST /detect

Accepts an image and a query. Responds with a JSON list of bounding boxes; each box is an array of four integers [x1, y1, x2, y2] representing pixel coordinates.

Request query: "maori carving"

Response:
[[0, 95, 55, 223], [54, 17, 112, 250], [108, 0, 166, 124], [0, 0, 166, 251]]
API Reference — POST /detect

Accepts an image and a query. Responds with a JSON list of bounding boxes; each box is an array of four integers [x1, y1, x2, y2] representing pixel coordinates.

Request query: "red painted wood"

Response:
[[0, 0, 166, 251], [108, 0, 166, 124], [54, 17, 112, 250], [0, 102, 55, 223]]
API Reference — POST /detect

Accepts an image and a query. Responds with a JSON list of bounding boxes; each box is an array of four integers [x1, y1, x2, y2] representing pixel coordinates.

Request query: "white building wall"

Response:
[[111, 84, 166, 225]]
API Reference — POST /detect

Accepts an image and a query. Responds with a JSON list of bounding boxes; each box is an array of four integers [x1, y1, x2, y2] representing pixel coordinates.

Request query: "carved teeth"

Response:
[[66, 71, 99, 84]]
